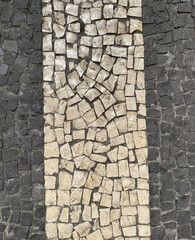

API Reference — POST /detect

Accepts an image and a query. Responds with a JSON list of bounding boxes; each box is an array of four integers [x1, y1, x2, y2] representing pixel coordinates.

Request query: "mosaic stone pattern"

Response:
[[43, 0, 150, 239]]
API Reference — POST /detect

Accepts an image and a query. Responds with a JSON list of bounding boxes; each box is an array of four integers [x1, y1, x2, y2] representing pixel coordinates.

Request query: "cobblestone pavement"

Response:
[[143, 0, 195, 239], [43, 0, 150, 239], [0, 0, 194, 239], [0, 0, 45, 239]]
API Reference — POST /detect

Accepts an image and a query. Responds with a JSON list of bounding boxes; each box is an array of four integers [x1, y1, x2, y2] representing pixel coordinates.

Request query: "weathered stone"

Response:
[[80, 9, 91, 24], [107, 163, 118, 177], [72, 141, 85, 157], [85, 172, 102, 189], [119, 160, 130, 177], [112, 220, 122, 237], [45, 159, 58, 175], [138, 206, 150, 224], [58, 223, 73, 238], [90, 7, 102, 20], [43, 34, 52, 51], [113, 58, 127, 75], [54, 39, 66, 54], [69, 206, 81, 223], [70, 189, 83, 205], [100, 55, 115, 72], [45, 176, 56, 189], [115, 116, 128, 133], [85, 24, 98, 36], [55, 12, 65, 25], [122, 226, 137, 237], [116, 34, 132, 46], [74, 222, 92, 237], [43, 66, 53, 81], [59, 171, 72, 190], [100, 208, 110, 226], [72, 171, 88, 187], [103, 74, 118, 92], [60, 143, 72, 160], [100, 91, 116, 109], [55, 128, 65, 144], [82, 189, 92, 205], [134, 33, 144, 45], [114, 6, 127, 18], [53, 0, 64, 11], [130, 19, 142, 33], [84, 64, 100, 82], [133, 131, 147, 148], [130, 163, 139, 178], [68, 22, 80, 33], [46, 206, 60, 223], [99, 177, 113, 195], [96, 20, 107, 35], [66, 105, 80, 120], [45, 190, 56, 206], [43, 17, 52, 33], [46, 223, 57, 239], [67, 43, 78, 59], [103, 5, 113, 18], [59, 208, 69, 223], [53, 23, 65, 38], [138, 225, 151, 237], [85, 88, 101, 101], [87, 230, 104, 240], [44, 142, 59, 158], [66, 4, 79, 16]]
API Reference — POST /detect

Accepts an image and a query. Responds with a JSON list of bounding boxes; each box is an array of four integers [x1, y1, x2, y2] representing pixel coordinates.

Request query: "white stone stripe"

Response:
[[43, 0, 150, 239]]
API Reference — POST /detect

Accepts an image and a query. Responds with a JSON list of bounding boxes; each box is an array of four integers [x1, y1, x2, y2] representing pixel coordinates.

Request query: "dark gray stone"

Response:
[[151, 226, 166, 240], [0, 0, 44, 237], [4, 40, 18, 52], [0, 104, 6, 119], [14, 226, 29, 238], [4, 162, 18, 179], [20, 212, 32, 226], [9, 27, 21, 39], [15, 0, 28, 9], [177, 211, 191, 225], [178, 224, 192, 239], [13, 11, 26, 26], [178, 2, 192, 13]]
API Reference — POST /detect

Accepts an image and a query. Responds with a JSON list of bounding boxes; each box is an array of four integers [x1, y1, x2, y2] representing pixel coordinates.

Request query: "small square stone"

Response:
[[103, 5, 113, 18], [54, 39, 66, 54], [43, 34, 52, 51], [96, 20, 107, 35], [90, 7, 102, 20], [66, 4, 79, 16], [85, 24, 98, 36], [107, 19, 118, 33], [107, 163, 118, 177]]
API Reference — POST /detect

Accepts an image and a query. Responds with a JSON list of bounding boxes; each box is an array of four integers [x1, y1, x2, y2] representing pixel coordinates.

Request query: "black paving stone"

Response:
[[144, 0, 195, 239], [0, 0, 44, 238]]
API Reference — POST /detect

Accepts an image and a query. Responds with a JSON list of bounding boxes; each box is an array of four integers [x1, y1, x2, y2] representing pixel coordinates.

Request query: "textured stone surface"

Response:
[[0, 0, 45, 239], [43, 0, 149, 239], [143, 0, 195, 239]]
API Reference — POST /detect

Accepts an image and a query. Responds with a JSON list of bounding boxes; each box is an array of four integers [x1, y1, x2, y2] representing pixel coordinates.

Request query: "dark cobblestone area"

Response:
[[143, 0, 195, 239], [0, 0, 45, 239]]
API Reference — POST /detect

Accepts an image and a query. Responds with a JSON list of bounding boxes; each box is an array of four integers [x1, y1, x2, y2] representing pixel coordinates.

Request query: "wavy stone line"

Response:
[[42, 0, 150, 239]]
